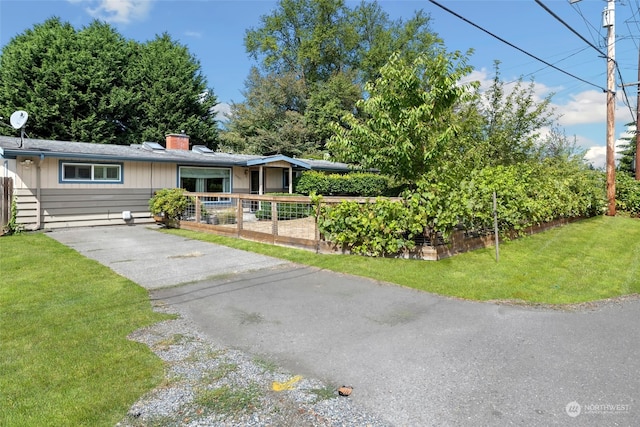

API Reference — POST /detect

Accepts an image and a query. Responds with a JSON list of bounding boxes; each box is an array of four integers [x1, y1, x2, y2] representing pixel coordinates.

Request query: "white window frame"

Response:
[[60, 161, 123, 183], [178, 166, 232, 201]]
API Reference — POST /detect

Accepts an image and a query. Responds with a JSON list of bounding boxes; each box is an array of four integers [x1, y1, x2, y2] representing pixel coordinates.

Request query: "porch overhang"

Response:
[[246, 155, 311, 169]]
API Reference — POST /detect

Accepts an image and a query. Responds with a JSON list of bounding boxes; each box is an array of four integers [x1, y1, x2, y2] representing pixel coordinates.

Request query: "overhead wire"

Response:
[[538, 0, 635, 122], [571, 0, 605, 50], [427, 0, 606, 92], [505, 46, 593, 86], [535, 0, 608, 58]]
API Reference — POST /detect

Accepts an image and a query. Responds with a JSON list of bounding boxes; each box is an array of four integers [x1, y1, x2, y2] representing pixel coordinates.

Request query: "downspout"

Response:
[[35, 154, 42, 230]]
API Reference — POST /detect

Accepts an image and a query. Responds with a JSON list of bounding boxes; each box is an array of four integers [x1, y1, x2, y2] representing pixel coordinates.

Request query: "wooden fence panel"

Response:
[[0, 177, 13, 234]]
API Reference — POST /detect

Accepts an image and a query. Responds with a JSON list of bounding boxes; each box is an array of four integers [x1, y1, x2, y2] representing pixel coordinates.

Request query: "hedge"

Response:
[[295, 171, 394, 196], [616, 172, 640, 216]]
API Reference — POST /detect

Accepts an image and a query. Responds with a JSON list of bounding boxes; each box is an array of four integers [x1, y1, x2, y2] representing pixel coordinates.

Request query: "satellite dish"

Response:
[[10, 110, 28, 129]]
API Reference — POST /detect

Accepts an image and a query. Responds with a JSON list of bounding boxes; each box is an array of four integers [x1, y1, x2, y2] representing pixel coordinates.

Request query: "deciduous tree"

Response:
[[329, 50, 476, 184], [227, 0, 440, 156]]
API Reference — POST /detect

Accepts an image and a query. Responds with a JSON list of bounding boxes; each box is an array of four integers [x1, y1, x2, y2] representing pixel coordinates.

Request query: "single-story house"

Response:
[[0, 133, 350, 230]]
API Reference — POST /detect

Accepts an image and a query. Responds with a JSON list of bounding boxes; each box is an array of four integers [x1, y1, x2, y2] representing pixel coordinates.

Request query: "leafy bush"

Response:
[[295, 171, 393, 196], [3, 196, 23, 235], [616, 172, 640, 216], [317, 198, 416, 256], [461, 161, 605, 237], [316, 160, 605, 256], [148, 188, 189, 226]]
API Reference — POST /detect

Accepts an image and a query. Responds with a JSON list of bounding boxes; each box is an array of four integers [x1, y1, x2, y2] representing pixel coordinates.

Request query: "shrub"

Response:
[[317, 198, 416, 256], [295, 171, 393, 196], [316, 159, 605, 256], [148, 188, 189, 226], [3, 196, 23, 235], [616, 172, 640, 216]]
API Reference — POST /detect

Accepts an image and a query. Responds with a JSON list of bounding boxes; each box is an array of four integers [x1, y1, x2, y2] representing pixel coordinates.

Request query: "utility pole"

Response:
[[604, 0, 616, 216], [636, 47, 640, 180]]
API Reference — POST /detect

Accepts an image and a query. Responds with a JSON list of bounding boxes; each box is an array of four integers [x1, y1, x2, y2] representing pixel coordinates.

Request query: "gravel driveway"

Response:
[[50, 225, 640, 426]]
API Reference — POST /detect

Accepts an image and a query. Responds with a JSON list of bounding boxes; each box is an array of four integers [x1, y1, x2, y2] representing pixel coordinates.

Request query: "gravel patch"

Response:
[[117, 302, 390, 427]]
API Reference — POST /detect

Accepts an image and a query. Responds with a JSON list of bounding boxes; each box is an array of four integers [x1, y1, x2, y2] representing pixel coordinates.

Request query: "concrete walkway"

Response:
[[49, 225, 640, 426]]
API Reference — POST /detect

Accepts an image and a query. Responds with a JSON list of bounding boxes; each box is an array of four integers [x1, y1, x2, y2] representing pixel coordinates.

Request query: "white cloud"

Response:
[[184, 31, 202, 39], [582, 135, 628, 170], [212, 103, 232, 122], [554, 90, 606, 126], [68, 0, 153, 24], [583, 146, 607, 169]]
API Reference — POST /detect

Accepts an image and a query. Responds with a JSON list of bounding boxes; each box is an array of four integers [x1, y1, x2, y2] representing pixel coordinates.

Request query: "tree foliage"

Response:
[[219, 68, 312, 156], [465, 62, 557, 166], [329, 50, 477, 184], [224, 0, 440, 156], [0, 18, 218, 147], [618, 123, 637, 176]]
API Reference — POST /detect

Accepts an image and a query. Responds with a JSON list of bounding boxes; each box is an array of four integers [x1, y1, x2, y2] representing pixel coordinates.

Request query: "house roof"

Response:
[[246, 154, 310, 169], [0, 135, 352, 172]]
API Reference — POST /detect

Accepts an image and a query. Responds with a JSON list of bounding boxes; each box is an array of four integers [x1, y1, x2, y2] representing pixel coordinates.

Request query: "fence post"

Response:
[[236, 195, 243, 235], [195, 195, 201, 223], [271, 200, 278, 237], [0, 178, 12, 234], [493, 191, 500, 263]]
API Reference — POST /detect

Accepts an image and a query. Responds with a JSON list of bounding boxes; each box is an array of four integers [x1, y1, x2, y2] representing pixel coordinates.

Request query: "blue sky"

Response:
[[1, 0, 639, 168]]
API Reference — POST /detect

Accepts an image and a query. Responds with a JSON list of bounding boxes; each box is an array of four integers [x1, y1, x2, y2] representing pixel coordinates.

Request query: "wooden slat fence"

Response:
[[0, 177, 13, 235]]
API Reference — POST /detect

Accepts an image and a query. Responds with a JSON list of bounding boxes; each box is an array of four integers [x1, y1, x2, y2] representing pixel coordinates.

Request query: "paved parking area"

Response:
[[50, 225, 640, 426], [49, 224, 289, 289]]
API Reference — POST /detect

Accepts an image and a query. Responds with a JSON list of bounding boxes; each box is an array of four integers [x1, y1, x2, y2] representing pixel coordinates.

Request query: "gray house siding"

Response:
[[15, 187, 155, 229]]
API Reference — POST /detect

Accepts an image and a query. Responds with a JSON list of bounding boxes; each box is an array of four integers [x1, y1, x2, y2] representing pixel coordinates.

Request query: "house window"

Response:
[[282, 169, 290, 189], [179, 167, 231, 194], [60, 162, 122, 183]]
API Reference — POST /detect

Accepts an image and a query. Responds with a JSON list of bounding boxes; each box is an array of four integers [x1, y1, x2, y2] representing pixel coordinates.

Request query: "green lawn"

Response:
[[1, 216, 638, 425], [166, 215, 640, 305], [0, 233, 172, 427]]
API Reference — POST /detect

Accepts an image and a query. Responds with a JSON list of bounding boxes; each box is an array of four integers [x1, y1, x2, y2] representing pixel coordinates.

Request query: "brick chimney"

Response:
[[166, 132, 190, 150]]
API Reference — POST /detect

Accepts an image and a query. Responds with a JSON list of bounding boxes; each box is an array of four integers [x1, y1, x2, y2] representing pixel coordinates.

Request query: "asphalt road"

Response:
[[50, 225, 640, 426]]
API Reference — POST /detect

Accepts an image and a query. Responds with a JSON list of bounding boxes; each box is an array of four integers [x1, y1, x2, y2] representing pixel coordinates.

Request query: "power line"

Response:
[[535, 0, 608, 59], [570, 0, 605, 50], [427, 0, 606, 92], [617, 68, 636, 123], [506, 46, 591, 85], [536, 0, 634, 122]]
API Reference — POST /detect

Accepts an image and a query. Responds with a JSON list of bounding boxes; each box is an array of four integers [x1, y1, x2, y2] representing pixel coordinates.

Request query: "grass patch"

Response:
[[310, 385, 336, 402], [163, 216, 640, 304], [204, 362, 238, 382], [195, 384, 261, 415], [154, 333, 189, 350], [0, 233, 171, 427], [253, 356, 279, 374]]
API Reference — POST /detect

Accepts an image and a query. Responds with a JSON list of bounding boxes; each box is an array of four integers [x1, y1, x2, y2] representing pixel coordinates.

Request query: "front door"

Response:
[[250, 170, 260, 212], [250, 170, 260, 194]]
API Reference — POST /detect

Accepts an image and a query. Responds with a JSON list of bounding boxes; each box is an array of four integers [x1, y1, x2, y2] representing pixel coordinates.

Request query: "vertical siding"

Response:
[[232, 166, 250, 193], [265, 168, 287, 193], [37, 158, 177, 190]]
